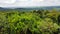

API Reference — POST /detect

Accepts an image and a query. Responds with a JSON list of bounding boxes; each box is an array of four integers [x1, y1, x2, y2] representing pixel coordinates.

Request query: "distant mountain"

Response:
[[0, 7, 9, 10], [0, 6, 60, 10], [15, 6, 60, 10]]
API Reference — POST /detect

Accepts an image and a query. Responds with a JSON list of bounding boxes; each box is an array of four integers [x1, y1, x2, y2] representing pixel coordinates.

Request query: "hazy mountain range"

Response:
[[0, 6, 60, 10]]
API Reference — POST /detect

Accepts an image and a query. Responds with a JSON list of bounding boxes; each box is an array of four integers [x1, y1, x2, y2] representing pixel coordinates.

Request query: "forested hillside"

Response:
[[0, 9, 60, 34]]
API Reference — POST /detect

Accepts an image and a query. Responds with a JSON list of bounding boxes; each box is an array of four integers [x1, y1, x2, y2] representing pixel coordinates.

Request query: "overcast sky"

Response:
[[0, 0, 60, 8]]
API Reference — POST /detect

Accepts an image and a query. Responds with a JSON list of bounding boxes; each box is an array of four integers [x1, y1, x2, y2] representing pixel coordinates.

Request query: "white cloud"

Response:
[[0, 0, 16, 4], [0, 0, 60, 7], [32, 0, 44, 2], [19, 0, 29, 1]]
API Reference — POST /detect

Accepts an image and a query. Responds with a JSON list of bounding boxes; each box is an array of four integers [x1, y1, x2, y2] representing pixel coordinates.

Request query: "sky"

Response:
[[0, 0, 60, 8]]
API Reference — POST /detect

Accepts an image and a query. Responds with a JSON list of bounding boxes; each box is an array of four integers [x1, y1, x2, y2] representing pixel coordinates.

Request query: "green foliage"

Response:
[[0, 9, 60, 34]]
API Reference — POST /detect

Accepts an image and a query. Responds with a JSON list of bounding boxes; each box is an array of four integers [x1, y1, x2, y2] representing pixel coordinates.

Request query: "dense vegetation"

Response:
[[0, 9, 60, 34]]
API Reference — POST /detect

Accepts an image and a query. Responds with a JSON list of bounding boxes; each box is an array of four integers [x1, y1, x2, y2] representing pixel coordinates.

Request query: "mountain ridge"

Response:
[[0, 6, 60, 10]]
